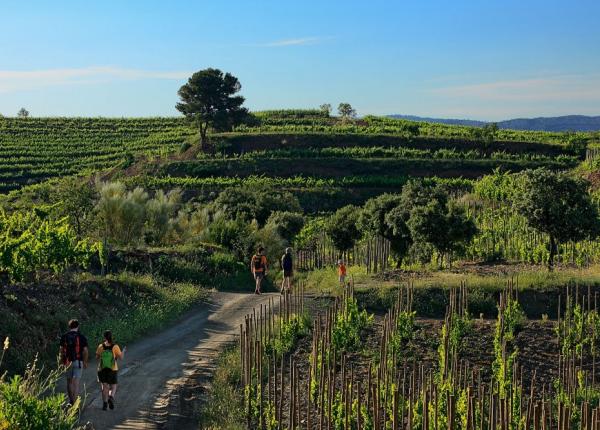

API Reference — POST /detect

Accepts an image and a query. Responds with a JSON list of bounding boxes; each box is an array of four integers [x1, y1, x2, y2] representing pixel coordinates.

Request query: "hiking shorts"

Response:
[[254, 271, 265, 281], [66, 361, 84, 379], [98, 368, 118, 385], [283, 269, 293, 278], [339, 275, 346, 285]]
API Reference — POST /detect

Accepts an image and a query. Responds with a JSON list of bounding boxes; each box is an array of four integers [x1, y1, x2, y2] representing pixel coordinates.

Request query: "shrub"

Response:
[[0, 359, 81, 430], [265, 211, 305, 243], [332, 296, 373, 352], [204, 217, 254, 259]]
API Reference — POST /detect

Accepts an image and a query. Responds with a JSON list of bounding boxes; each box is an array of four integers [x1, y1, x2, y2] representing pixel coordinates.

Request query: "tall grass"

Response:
[[0, 353, 82, 430], [79, 272, 209, 349], [198, 346, 245, 429]]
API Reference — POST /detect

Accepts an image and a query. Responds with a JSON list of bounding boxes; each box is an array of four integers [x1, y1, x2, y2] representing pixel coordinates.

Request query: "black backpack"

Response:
[[62, 331, 82, 364], [282, 254, 292, 271]]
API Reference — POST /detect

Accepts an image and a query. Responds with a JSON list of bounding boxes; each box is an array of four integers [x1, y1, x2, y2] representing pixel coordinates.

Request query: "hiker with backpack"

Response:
[[338, 260, 347, 287], [59, 319, 89, 406], [251, 246, 268, 294], [96, 330, 126, 411], [280, 247, 293, 294]]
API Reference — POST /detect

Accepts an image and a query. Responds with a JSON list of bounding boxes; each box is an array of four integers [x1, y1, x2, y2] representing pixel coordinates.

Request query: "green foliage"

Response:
[[437, 311, 472, 385], [357, 180, 477, 266], [389, 310, 416, 359], [95, 182, 188, 248], [266, 313, 310, 357], [144, 189, 182, 245], [0, 117, 192, 193], [492, 296, 525, 398], [358, 193, 407, 256], [234, 145, 575, 163], [513, 168, 600, 268], [176, 68, 248, 145], [294, 217, 327, 250], [95, 182, 148, 247], [473, 168, 519, 202], [325, 205, 362, 254], [319, 104, 332, 117], [557, 299, 600, 359], [204, 217, 254, 259], [235, 112, 584, 146], [0, 208, 96, 282], [331, 295, 373, 352], [337, 103, 356, 122], [553, 370, 600, 427], [254, 109, 329, 119], [264, 211, 305, 243], [565, 132, 588, 155], [0, 360, 81, 430], [407, 199, 477, 266], [199, 347, 246, 429], [53, 177, 97, 237], [211, 187, 302, 226]]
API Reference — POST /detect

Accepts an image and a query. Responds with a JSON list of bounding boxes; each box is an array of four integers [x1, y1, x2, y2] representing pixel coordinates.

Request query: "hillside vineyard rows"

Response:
[[0, 112, 588, 194], [0, 117, 192, 192]]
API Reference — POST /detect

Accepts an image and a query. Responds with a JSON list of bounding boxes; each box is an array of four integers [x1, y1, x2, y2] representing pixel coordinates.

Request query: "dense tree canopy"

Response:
[[358, 194, 409, 261], [513, 168, 600, 269], [176, 68, 248, 147], [407, 200, 477, 266], [325, 205, 362, 256], [211, 187, 301, 226], [265, 211, 305, 243]]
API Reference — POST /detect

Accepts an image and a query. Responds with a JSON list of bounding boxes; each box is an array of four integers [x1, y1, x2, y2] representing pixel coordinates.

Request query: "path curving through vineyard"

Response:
[[78, 291, 274, 430]]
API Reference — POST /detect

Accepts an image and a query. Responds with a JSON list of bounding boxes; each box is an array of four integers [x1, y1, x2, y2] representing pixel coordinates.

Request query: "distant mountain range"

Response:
[[389, 115, 600, 132]]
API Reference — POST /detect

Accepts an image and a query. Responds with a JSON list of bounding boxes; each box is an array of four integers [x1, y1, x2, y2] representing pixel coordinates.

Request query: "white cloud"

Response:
[[429, 74, 600, 102], [255, 37, 324, 47], [0, 66, 191, 93]]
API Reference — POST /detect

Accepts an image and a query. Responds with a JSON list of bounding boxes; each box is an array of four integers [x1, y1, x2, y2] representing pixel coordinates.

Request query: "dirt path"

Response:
[[78, 291, 273, 429]]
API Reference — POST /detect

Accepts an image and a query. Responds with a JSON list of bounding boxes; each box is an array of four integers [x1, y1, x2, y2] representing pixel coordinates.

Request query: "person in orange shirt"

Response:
[[337, 260, 347, 287], [96, 330, 126, 411], [251, 246, 268, 294]]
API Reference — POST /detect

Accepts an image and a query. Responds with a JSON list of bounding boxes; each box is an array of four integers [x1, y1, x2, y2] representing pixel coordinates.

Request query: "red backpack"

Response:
[[61, 331, 82, 365]]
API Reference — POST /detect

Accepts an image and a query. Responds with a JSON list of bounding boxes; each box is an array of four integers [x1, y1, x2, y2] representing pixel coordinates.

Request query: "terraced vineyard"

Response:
[[116, 111, 583, 213], [0, 117, 192, 192], [237, 111, 587, 144], [0, 111, 588, 196]]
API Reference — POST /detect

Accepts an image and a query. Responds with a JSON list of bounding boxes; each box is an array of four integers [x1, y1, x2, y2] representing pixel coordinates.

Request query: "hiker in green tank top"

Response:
[[95, 330, 126, 411]]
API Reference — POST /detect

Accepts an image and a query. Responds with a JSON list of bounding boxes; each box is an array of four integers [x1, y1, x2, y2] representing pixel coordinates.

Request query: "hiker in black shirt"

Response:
[[280, 247, 293, 294], [59, 319, 89, 405]]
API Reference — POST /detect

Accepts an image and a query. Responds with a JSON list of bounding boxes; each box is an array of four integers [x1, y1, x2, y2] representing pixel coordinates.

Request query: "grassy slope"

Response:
[[299, 263, 600, 318]]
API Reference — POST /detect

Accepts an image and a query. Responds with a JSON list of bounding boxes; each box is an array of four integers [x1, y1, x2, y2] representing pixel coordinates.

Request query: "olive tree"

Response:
[[513, 168, 600, 269], [407, 200, 477, 267], [358, 194, 410, 262], [325, 205, 362, 257], [265, 211, 305, 243]]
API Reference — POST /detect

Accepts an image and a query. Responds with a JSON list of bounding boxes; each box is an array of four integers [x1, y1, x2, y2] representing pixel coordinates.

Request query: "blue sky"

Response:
[[1, 0, 599, 120]]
